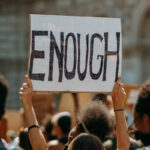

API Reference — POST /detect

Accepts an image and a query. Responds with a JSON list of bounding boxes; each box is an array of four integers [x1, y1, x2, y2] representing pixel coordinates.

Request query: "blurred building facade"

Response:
[[0, 0, 150, 109]]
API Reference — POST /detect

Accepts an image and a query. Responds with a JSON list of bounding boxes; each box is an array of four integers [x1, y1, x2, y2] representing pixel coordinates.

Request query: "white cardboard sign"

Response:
[[28, 14, 122, 92]]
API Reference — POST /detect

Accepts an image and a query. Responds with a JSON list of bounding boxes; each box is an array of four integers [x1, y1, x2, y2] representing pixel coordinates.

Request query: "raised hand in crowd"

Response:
[[19, 75, 48, 150], [112, 77, 130, 150]]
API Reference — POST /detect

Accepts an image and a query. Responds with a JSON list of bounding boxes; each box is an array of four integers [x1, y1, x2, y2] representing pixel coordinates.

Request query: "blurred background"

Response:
[[0, 0, 150, 130]]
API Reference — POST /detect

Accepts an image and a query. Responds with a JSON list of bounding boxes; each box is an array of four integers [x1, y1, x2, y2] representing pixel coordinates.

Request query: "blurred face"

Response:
[[134, 112, 150, 134], [51, 115, 62, 138], [51, 124, 62, 138]]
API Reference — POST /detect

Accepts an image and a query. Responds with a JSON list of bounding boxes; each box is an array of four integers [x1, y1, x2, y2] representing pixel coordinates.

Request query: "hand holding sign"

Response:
[[19, 75, 33, 109], [112, 77, 126, 110]]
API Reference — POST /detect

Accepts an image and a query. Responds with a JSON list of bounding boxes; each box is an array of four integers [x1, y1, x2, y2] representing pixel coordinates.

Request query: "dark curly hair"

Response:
[[69, 133, 104, 150], [0, 74, 8, 119], [76, 101, 114, 142], [135, 80, 150, 118]]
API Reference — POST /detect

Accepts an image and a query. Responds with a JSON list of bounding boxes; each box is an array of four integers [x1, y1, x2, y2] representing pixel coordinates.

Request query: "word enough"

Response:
[[29, 31, 120, 82]]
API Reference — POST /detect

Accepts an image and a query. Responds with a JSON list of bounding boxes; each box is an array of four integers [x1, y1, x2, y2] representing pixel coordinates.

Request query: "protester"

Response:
[[66, 78, 129, 150], [111, 78, 130, 150], [19, 75, 130, 150], [41, 116, 56, 142], [47, 112, 71, 150], [19, 75, 48, 150], [68, 133, 105, 150], [103, 111, 142, 150], [68, 100, 114, 143], [41, 115, 64, 150], [133, 80, 150, 149], [51, 112, 71, 145]]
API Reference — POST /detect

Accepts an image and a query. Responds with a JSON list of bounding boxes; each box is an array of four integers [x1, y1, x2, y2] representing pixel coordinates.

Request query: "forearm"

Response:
[[24, 106, 38, 126], [24, 106, 48, 150], [20, 75, 48, 150], [115, 111, 130, 150]]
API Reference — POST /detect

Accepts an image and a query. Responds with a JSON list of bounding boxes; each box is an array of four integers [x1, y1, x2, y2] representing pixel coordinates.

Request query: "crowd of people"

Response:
[[0, 74, 150, 150]]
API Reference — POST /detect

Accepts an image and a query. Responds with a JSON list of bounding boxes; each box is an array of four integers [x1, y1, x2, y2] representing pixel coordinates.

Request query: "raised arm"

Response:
[[19, 75, 48, 150], [112, 77, 130, 150]]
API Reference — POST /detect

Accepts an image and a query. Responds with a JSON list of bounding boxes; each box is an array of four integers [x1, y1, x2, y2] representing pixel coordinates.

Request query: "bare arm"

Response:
[[112, 78, 130, 150], [19, 75, 48, 150]]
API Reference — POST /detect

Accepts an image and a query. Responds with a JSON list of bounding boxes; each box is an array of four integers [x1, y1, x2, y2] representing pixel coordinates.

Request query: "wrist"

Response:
[[114, 108, 124, 112], [28, 124, 40, 132], [113, 104, 124, 110], [114, 106, 124, 109]]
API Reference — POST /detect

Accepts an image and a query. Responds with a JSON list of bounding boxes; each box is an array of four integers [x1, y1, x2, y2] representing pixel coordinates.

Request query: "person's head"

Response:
[[68, 133, 104, 150], [0, 74, 8, 119], [93, 94, 107, 102], [68, 101, 114, 144], [134, 80, 150, 146], [41, 116, 56, 142], [134, 80, 150, 134], [51, 112, 71, 139]]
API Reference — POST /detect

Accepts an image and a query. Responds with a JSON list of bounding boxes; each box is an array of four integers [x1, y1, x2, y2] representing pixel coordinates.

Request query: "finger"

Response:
[[20, 87, 24, 92], [22, 83, 28, 89], [119, 86, 126, 96], [19, 91, 23, 96], [118, 84, 123, 91], [114, 79, 120, 87], [114, 81, 120, 90], [112, 77, 122, 93], [121, 87, 125, 91], [120, 87, 124, 94], [121, 87, 126, 95], [25, 75, 33, 89], [123, 92, 126, 97], [115, 77, 122, 87], [117, 77, 122, 84], [112, 83, 119, 93]]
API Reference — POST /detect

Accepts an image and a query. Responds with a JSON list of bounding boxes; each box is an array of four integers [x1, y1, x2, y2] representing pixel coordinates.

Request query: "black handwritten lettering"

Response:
[[30, 30, 121, 83], [103, 32, 120, 81], [64, 33, 77, 79], [77, 34, 89, 81], [90, 33, 103, 80], [48, 31, 64, 82], [115, 32, 120, 81], [29, 31, 48, 81]]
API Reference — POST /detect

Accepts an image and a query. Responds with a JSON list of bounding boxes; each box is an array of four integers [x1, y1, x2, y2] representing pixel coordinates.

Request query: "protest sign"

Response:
[[28, 14, 122, 92]]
